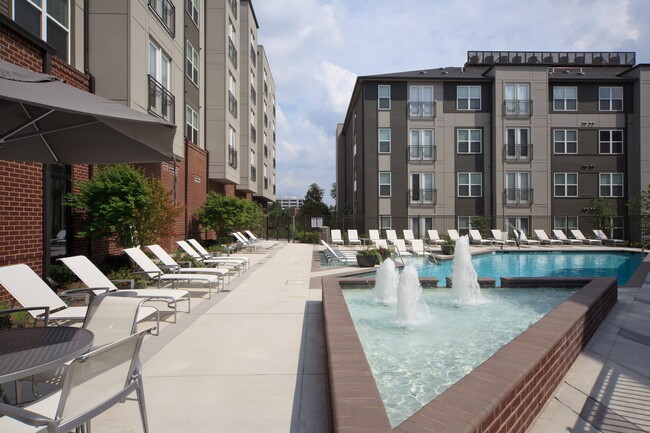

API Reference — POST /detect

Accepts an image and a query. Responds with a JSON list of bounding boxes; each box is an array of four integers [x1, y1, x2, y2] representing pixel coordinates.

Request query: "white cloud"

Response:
[[315, 61, 357, 116]]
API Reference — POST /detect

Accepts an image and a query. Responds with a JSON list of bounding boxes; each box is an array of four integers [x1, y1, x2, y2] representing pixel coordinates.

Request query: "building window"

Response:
[[409, 86, 434, 117], [227, 125, 237, 168], [186, 0, 198, 24], [457, 129, 482, 154], [599, 130, 623, 154], [227, 20, 237, 67], [378, 85, 391, 110], [504, 83, 531, 117], [409, 129, 435, 161], [410, 172, 435, 205], [148, 40, 174, 121], [185, 105, 199, 144], [599, 173, 623, 197], [378, 129, 391, 153], [379, 172, 391, 197], [599, 86, 623, 111], [505, 128, 530, 160], [554, 173, 578, 197], [148, 0, 175, 37], [505, 172, 531, 205], [185, 40, 199, 85], [458, 172, 482, 197], [379, 216, 391, 230], [228, 72, 237, 117], [14, 0, 70, 61], [457, 85, 481, 110], [553, 86, 577, 111], [554, 216, 578, 233], [554, 130, 578, 154]]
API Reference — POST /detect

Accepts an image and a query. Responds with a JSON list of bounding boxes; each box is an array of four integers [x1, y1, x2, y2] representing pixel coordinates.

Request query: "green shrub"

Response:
[[49, 264, 76, 289]]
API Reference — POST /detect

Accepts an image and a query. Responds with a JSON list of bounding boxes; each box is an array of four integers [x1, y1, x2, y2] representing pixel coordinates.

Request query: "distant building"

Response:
[[278, 197, 304, 210], [336, 50, 650, 243]]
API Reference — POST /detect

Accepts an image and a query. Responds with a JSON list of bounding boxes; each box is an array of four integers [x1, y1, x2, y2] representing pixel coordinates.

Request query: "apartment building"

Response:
[[336, 51, 650, 242]]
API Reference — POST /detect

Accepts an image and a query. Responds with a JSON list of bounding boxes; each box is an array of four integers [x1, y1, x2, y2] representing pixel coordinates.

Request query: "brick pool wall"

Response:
[[320, 276, 618, 433]]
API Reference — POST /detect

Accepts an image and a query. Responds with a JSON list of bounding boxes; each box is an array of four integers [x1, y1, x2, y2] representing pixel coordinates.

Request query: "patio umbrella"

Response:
[[0, 59, 175, 164]]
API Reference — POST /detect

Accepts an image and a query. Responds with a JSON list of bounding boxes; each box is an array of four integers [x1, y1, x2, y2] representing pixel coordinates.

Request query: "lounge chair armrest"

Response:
[[176, 261, 193, 268], [157, 264, 180, 273], [0, 402, 52, 426], [131, 270, 160, 279], [0, 306, 51, 326], [111, 278, 135, 289]]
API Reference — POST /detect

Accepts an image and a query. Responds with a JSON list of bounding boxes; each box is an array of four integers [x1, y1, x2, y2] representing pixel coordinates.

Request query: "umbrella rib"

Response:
[[0, 108, 55, 143], [1, 119, 101, 143]]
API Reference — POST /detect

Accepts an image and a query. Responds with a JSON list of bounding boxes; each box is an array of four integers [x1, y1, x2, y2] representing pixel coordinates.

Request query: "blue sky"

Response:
[[254, 0, 650, 205]]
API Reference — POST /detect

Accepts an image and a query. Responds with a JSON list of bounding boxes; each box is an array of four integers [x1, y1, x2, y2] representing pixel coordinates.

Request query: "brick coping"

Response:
[[320, 275, 618, 433]]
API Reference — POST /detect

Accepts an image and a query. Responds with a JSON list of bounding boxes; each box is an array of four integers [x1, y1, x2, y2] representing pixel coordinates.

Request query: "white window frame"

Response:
[[378, 129, 391, 153], [379, 172, 391, 197], [409, 85, 434, 117], [186, 39, 199, 85], [554, 216, 578, 232], [457, 172, 482, 197], [185, 105, 199, 145], [505, 127, 530, 160], [599, 173, 624, 197], [186, 0, 199, 24], [554, 173, 578, 197], [457, 85, 481, 110], [149, 40, 171, 89], [410, 172, 435, 204], [379, 216, 392, 230], [599, 130, 623, 154], [457, 129, 482, 154], [504, 83, 530, 116], [14, 0, 71, 61], [505, 172, 531, 204], [378, 85, 391, 110], [553, 86, 577, 111], [599, 86, 623, 111], [409, 129, 434, 160], [554, 130, 578, 154]]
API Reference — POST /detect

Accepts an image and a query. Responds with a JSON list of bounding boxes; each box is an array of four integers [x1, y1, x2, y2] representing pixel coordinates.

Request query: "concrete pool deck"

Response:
[[89, 242, 649, 432]]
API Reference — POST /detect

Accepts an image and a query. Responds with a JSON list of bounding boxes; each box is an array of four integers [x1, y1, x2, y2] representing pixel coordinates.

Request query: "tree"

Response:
[[330, 182, 336, 200], [587, 197, 614, 233], [628, 185, 650, 240], [198, 193, 264, 239], [300, 183, 330, 217], [66, 164, 181, 248]]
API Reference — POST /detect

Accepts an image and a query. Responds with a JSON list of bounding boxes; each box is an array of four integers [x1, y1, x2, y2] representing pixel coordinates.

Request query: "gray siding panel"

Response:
[[0, 0, 9, 17]]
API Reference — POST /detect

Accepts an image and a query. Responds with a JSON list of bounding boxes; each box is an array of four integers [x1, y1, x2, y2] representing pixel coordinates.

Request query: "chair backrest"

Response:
[[520, 231, 529, 241], [534, 229, 549, 240], [347, 229, 359, 241], [124, 247, 163, 279], [55, 229, 66, 240], [385, 230, 398, 241], [59, 256, 119, 295], [177, 240, 203, 260], [331, 229, 343, 241], [369, 230, 380, 241], [83, 293, 144, 347], [188, 238, 212, 256], [570, 229, 584, 240], [491, 229, 501, 239], [469, 229, 483, 240], [411, 239, 425, 253], [146, 244, 178, 267], [58, 331, 146, 424], [0, 264, 68, 317], [448, 229, 460, 241], [552, 229, 567, 240], [374, 239, 388, 249], [403, 230, 415, 241], [244, 230, 258, 240], [593, 229, 606, 240], [428, 229, 441, 240], [393, 239, 407, 251]]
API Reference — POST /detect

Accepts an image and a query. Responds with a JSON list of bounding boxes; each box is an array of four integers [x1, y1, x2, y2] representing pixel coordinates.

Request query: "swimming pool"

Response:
[[404, 250, 644, 286]]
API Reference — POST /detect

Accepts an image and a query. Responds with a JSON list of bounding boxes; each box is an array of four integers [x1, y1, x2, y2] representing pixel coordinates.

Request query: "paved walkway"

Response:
[[89, 242, 650, 433]]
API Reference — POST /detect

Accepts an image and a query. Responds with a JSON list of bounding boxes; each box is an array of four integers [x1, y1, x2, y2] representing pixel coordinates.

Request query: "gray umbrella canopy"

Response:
[[0, 59, 175, 164]]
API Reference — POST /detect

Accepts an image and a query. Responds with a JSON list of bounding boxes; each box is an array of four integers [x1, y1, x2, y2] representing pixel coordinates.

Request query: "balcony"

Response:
[[264, 145, 268, 158], [250, 165, 256, 182], [409, 189, 437, 206], [504, 100, 532, 118], [228, 38, 238, 68], [229, 0, 238, 18], [228, 91, 238, 118], [504, 188, 533, 206], [250, 48, 257, 67], [228, 145, 238, 168], [503, 144, 533, 162], [264, 177, 269, 190], [250, 125, 256, 143], [408, 145, 436, 162], [147, 75, 175, 122], [408, 101, 436, 118], [148, 0, 175, 37], [263, 114, 268, 128], [250, 84, 256, 104]]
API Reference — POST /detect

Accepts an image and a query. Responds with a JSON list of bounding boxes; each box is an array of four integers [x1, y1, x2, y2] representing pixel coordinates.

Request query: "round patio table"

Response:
[[0, 327, 94, 384]]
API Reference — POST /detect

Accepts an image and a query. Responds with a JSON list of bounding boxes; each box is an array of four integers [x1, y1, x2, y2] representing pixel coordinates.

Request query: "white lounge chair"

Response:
[[552, 229, 583, 246], [347, 229, 362, 246], [534, 229, 563, 246], [124, 247, 221, 299], [59, 255, 190, 324], [320, 240, 357, 265], [570, 229, 602, 246], [385, 229, 399, 245], [146, 244, 231, 283], [403, 229, 416, 245], [491, 229, 516, 246], [0, 264, 159, 328], [391, 239, 413, 256], [189, 238, 250, 269], [448, 229, 461, 242], [330, 229, 345, 245], [469, 229, 494, 246], [369, 230, 382, 244], [427, 229, 446, 245], [178, 240, 246, 274], [374, 239, 389, 249], [519, 231, 541, 247], [244, 230, 279, 247], [593, 229, 626, 246], [409, 239, 430, 256]]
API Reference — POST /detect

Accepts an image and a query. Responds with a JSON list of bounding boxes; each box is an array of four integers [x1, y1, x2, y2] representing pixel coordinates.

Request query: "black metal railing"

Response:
[[503, 144, 533, 161], [408, 145, 436, 162], [504, 188, 533, 206], [409, 189, 437, 206], [147, 75, 175, 122], [273, 132, 276, 142], [263, 114, 268, 128], [504, 100, 532, 118], [264, 145, 268, 158], [228, 37, 237, 68], [273, 158, 276, 168], [228, 145, 238, 168], [229, 0, 237, 18], [408, 101, 435, 118], [228, 91, 237, 118], [250, 125, 256, 142], [467, 51, 635, 66], [250, 165, 256, 181], [250, 84, 256, 104], [250, 47, 257, 67], [148, 0, 175, 37]]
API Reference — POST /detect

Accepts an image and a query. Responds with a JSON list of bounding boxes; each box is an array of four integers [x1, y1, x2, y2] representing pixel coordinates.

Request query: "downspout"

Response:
[[185, 139, 189, 238]]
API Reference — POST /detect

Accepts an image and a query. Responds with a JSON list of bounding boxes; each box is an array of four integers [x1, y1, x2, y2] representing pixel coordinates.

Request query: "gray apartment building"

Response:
[[336, 51, 650, 243]]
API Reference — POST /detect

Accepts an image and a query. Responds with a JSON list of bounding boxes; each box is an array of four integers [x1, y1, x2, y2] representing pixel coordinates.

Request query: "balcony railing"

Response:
[[147, 75, 175, 122], [148, 0, 175, 37], [228, 37, 238, 68], [250, 165, 256, 182], [408, 145, 436, 162], [504, 100, 532, 118], [467, 50, 635, 66], [264, 177, 269, 190], [273, 132, 276, 142], [504, 144, 533, 161], [409, 189, 437, 206], [408, 101, 436, 118], [250, 125, 256, 142], [504, 188, 533, 206], [250, 84, 256, 104], [228, 91, 237, 118], [273, 158, 276, 168], [250, 48, 257, 67], [228, 145, 238, 168], [263, 114, 268, 128], [229, 0, 238, 18], [264, 145, 268, 158]]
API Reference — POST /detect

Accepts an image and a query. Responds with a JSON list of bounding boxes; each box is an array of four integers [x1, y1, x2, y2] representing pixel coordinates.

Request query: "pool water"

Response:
[[407, 251, 644, 286], [343, 287, 578, 426]]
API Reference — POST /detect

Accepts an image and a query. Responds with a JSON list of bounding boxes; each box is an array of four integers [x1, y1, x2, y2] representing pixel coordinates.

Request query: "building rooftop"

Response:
[[359, 67, 489, 81], [466, 50, 636, 67]]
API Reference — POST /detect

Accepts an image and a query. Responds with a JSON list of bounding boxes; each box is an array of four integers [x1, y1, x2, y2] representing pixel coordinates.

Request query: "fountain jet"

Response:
[[451, 235, 490, 305]]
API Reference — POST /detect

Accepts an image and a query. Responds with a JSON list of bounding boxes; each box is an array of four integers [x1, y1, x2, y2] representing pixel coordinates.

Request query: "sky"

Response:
[[253, 0, 650, 205]]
